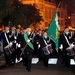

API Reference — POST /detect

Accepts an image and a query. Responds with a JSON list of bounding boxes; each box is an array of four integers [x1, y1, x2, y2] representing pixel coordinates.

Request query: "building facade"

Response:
[[71, 12, 75, 28], [57, 3, 67, 31], [19, 0, 67, 31]]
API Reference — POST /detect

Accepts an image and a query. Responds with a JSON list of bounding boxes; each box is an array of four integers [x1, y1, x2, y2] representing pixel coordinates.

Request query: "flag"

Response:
[[47, 10, 60, 51]]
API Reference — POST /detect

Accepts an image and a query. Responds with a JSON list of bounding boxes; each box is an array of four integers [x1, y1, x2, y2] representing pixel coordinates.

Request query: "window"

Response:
[[58, 11, 60, 17]]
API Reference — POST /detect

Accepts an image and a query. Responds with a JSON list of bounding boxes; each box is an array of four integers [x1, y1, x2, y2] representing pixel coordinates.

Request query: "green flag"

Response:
[[24, 33, 34, 50], [47, 10, 60, 51]]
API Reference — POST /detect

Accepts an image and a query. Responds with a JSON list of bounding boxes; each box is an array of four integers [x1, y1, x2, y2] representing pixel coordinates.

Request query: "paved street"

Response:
[[0, 53, 75, 75]]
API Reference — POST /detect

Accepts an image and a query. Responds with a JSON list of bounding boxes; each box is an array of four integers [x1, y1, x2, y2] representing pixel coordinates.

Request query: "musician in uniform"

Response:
[[59, 26, 73, 68], [14, 27, 24, 61], [23, 27, 34, 72], [40, 31, 53, 67], [36, 29, 43, 61], [33, 30, 39, 55], [0, 25, 13, 66], [10, 26, 16, 64]]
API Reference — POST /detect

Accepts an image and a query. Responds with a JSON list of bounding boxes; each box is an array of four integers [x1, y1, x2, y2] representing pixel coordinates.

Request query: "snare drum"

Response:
[[66, 47, 75, 56], [42, 44, 53, 55]]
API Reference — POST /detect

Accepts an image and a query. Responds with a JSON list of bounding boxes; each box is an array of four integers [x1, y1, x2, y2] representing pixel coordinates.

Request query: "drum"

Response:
[[42, 44, 53, 55], [66, 47, 75, 56], [4, 47, 15, 55]]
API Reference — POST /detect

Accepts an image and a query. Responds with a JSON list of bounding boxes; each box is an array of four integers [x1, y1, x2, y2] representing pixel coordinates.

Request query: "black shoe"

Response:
[[61, 61, 64, 64], [28, 70, 31, 72], [5, 64, 10, 67], [23, 63, 25, 66], [23, 63, 27, 67], [44, 64, 48, 67], [26, 67, 28, 70], [67, 66, 70, 69], [45, 65, 48, 67], [11, 62, 15, 65]]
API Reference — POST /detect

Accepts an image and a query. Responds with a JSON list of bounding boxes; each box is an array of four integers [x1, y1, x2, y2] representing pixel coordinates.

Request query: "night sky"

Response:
[[55, 0, 75, 15]]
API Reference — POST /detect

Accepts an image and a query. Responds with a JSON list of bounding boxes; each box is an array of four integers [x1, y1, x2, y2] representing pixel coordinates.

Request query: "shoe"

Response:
[[67, 67, 70, 69], [11, 62, 15, 65], [23, 63, 25, 66], [45, 65, 48, 67], [61, 61, 64, 64], [44, 64, 48, 67], [67, 66, 70, 69], [5, 64, 10, 67], [26, 67, 28, 70], [28, 70, 31, 72]]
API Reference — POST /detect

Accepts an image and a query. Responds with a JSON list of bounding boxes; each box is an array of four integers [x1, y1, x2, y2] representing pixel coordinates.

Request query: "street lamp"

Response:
[[67, 16, 71, 26], [68, 16, 70, 19]]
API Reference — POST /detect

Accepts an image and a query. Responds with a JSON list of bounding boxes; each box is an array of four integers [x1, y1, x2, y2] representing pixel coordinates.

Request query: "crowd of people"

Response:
[[0, 25, 75, 72]]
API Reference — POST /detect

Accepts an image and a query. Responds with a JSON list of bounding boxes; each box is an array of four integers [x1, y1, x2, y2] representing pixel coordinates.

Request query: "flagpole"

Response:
[[57, 2, 61, 9], [20, 41, 28, 57], [48, 2, 61, 27]]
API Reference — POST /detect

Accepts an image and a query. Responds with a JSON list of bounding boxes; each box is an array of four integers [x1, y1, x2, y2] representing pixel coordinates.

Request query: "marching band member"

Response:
[[36, 29, 43, 61], [9, 26, 16, 64], [59, 26, 73, 68], [33, 30, 39, 55], [40, 31, 53, 67], [0, 25, 13, 66], [23, 27, 34, 72], [14, 27, 24, 61]]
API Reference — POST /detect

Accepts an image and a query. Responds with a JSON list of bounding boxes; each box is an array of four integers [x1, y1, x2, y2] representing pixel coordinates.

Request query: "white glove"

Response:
[[27, 39, 30, 42], [4, 42, 13, 49], [38, 44, 40, 49], [47, 41, 50, 43], [9, 35, 12, 38], [17, 44, 21, 48], [59, 44, 63, 50], [16, 43, 18, 47], [14, 36, 17, 39], [14, 40, 17, 43], [36, 42, 39, 44], [70, 43, 75, 48], [9, 42, 13, 47], [30, 38, 32, 40], [67, 43, 75, 50]]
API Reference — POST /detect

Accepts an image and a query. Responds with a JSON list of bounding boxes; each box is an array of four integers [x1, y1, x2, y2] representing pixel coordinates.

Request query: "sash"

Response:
[[4, 32, 10, 45], [64, 35, 70, 46], [24, 33, 34, 50]]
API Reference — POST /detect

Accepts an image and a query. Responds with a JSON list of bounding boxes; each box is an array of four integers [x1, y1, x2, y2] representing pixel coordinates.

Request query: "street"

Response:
[[0, 53, 75, 75]]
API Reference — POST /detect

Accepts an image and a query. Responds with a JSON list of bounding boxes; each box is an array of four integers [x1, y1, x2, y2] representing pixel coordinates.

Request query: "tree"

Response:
[[0, 0, 7, 10], [0, 0, 14, 26], [1, 0, 43, 28], [11, 2, 43, 27]]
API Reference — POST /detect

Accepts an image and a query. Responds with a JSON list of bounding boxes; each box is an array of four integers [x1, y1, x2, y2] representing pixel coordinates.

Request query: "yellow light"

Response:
[[68, 16, 70, 19], [68, 26, 72, 30], [18, 24, 21, 28], [72, 28, 75, 31], [0, 28, 2, 31]]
